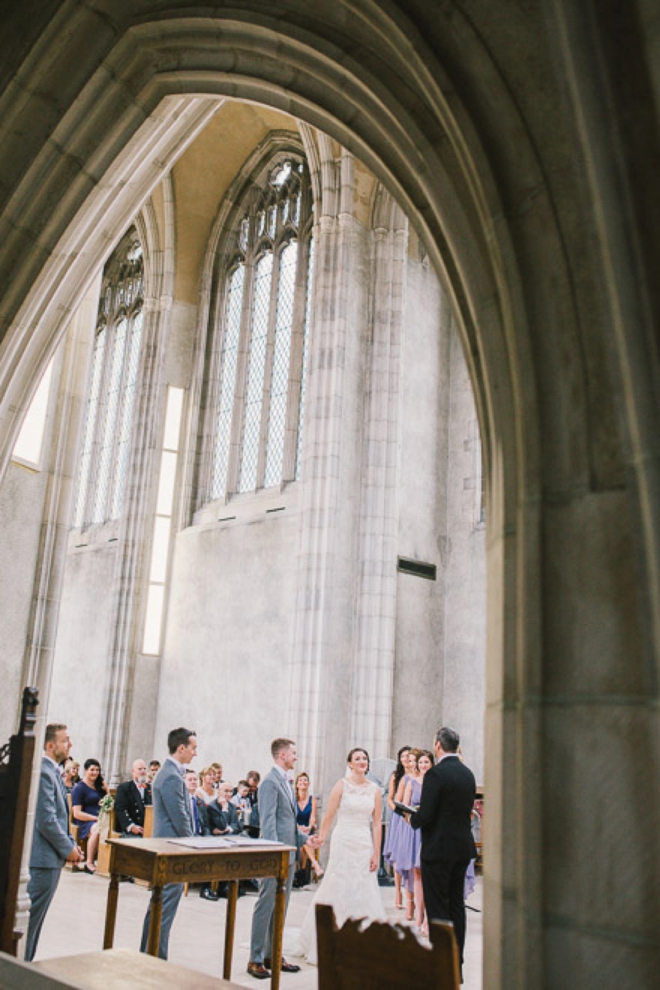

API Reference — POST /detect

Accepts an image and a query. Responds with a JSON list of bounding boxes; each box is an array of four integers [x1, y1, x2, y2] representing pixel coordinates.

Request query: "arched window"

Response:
[[72, 229, 144, 528], [209, 154, 314, 500]]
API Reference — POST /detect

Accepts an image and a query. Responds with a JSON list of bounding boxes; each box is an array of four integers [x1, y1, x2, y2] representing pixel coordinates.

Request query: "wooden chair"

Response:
[[316, 904, 461, 990], [0, 686, 39, 955]]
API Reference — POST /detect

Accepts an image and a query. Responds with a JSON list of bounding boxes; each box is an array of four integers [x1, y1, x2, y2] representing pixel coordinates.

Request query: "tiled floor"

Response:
[[34, 869, 483, 987]]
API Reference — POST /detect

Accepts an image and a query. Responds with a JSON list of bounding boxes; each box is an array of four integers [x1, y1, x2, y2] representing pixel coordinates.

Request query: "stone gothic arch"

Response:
[[0, 3, 658, 988]]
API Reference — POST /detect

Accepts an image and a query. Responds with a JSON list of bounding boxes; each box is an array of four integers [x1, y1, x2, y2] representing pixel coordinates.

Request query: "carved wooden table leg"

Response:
[[270, 873, 287, 990], [222, 879, 239, 980], [103, 872, 120, 949], [146, 885, 162, 957]]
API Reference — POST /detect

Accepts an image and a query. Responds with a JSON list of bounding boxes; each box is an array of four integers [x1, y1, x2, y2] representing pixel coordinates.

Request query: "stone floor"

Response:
[[33, 869, 483, 987]]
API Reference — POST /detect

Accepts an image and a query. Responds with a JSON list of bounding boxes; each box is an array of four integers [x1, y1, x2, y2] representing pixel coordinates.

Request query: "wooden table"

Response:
[[103, 837, 293, 988], [34, 948, 244, 988]]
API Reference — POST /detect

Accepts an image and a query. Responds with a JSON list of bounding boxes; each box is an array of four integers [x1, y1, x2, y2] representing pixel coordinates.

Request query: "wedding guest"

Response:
[[148, 760, 161, 783], [71, 758, 105, 873], [25, 723, 83, 960], [185, 769, 210, 836], [208, 781, 243, 835], [294, 771, 323, 884], [391, 749, 419, 920], [139, 727, 197, 959], [196, 766, 218, 805], [114, 759, 152, 836], [383, 745, 411, 910], [403, 748, 434, 933], [62, 758, 80, 794]]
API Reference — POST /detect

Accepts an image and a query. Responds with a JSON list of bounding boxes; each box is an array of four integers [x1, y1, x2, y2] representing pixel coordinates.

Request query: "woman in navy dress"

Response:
[[71, 758, 106, 873], [295, 772, 324, 881]]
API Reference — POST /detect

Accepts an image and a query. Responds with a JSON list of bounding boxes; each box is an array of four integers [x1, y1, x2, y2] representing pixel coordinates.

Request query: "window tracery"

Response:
[[209, 154, 313, 501], [72, 229, 144, 528]]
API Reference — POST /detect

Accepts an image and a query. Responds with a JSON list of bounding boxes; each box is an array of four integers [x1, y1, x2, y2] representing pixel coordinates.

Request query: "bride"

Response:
[[291, 747, 387, 965]]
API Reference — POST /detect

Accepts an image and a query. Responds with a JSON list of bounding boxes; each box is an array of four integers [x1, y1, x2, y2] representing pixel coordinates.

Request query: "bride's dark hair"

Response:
[[346, 747, 370, 769]]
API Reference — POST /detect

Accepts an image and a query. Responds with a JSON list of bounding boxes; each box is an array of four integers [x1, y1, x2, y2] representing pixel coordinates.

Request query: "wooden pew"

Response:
[[0, 687, 39, 955]]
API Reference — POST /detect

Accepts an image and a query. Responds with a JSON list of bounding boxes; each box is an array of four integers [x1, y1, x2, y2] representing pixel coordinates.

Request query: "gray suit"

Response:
[[139, 758, 193, 959], [25, 756, 75, 961], [249, 767, 304, 963]]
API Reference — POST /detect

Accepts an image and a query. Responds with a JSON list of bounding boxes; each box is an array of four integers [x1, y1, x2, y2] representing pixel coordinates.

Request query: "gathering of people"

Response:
[[25, 721, 479, 982]]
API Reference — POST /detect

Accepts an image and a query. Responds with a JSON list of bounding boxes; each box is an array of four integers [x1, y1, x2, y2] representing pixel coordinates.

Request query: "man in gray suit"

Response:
[[139, 726, 197, 959], [25, 723, 83, 961], [248, 737, 312, 979]]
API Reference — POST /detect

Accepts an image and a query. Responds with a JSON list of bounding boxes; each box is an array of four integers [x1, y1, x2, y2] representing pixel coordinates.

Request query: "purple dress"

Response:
[[396, 777, 422, 892], [385, 774, 416, 887]]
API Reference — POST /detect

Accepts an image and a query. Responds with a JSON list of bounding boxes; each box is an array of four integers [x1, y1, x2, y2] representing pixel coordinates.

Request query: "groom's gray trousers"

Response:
[[249, 861, 295, 963]]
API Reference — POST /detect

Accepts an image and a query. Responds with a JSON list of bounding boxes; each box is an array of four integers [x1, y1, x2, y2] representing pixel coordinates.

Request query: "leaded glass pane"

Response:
[[91, 319, 127, 523], [265, 242, 297, 486], [268, 204, 277, 238], [110, 310, 142, 519], [211, 264, 245, 498], [296, 236, 314, 478], [239, 253, 272, 491], [72, 328, 106, 527]]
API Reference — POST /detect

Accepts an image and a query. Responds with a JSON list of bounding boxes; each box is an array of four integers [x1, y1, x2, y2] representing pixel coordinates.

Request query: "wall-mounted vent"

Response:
[[397, 556, 437, 581], [218, 515, 236, 523], [266, 506, 286, 514]]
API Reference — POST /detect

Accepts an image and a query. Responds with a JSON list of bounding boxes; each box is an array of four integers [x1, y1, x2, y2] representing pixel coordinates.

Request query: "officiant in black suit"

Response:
[[408, 726, 476, 974], [114, 758, 152, 836]]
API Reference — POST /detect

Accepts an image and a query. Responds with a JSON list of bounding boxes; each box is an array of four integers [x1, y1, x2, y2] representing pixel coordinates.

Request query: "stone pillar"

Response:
[[287, 149, 369, 791], [349, 193, 408, 759]]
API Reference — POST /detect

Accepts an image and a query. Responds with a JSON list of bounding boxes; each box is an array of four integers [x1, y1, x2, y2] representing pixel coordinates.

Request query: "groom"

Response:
[[248, 737, 312, 980]]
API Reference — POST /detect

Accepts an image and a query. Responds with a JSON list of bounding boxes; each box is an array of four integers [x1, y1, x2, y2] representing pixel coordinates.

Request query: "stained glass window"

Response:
[[72, 228, 144, 529], [208, 152, 313, 501]]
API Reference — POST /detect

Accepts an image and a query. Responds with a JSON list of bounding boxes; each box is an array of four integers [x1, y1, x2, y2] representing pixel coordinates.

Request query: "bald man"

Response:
[[114, 759, 152, 836]]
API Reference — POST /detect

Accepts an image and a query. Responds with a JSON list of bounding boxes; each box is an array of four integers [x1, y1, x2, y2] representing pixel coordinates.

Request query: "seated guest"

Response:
[[210, 762, 223, 787], [231, 780, 252, 824], [62, 759, 80, 794], [185, 770, 210, 837], [184, 770, 217, 902], [147, 759, 161, 783], [71, 758, 106, 873], [245, 770, 261, 837], [114, 759, 152, 836], [196, 766, 218, 805], [208, 781, 243, 836]]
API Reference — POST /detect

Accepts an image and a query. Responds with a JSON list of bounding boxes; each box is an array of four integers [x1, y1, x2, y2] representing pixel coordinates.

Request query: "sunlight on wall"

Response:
[[11, 359, 54, 469]]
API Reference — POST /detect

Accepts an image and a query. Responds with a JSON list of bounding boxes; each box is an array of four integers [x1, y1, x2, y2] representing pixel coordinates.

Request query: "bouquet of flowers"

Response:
[[98, 793, 115, 840]]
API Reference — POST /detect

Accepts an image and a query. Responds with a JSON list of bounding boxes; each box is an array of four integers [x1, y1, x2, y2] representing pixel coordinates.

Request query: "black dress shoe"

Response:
[[247, 961, 270, 979], [200, 887, 220, 901], [264, 958, 301, 973]]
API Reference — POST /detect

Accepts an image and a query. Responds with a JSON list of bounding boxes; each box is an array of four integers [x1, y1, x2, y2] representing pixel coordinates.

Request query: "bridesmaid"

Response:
[[404, 749, 434, 933], [392, 749, 420, 921], [383, 745, 411, 909], [295, 771, 324, 880]]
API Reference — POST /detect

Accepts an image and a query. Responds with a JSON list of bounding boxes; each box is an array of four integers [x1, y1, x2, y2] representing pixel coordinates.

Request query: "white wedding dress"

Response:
[[289, 778, 387, 965]]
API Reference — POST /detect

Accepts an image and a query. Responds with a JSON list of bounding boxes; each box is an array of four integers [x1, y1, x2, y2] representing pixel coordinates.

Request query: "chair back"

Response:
[[143, 804, 153, 837], [0, 687, 39, 955], [316, 904, 460, 990]]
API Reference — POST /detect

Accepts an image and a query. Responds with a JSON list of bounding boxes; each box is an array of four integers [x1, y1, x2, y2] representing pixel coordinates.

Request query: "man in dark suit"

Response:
[[114, 759, 152, 836], [409, 726, 476, 974], [139, 726, 197, 959], [25, 723, 83, 961]]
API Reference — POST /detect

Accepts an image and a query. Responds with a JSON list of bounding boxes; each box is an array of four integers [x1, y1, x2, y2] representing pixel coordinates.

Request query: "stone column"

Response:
[[349, 193, 408, 759], [287, 149, 369, 791]]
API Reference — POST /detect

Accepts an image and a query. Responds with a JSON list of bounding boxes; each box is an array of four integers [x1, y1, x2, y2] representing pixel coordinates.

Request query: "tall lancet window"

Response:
[[209, 154, 314, 501], [72, 229, 144, 528]]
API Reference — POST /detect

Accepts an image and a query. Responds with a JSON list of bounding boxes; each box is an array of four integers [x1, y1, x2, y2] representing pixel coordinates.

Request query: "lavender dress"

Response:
[[396, 777, 422, 892]]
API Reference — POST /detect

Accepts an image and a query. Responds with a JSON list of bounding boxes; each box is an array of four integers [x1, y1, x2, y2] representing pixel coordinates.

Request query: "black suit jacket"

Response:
[[114, 780, 152, 833], [409, 755, 477, 862], [207, 800, 243, 835]]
